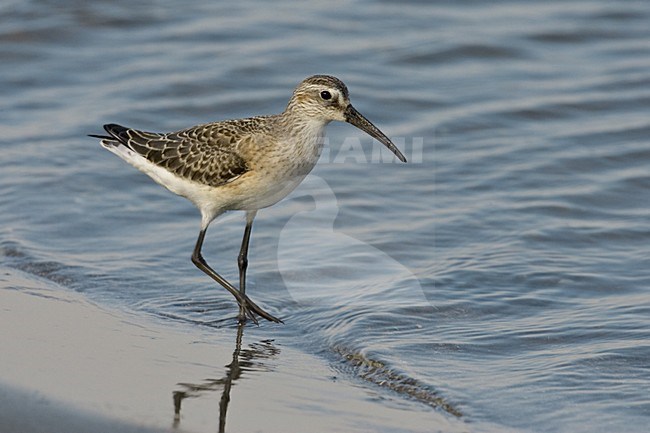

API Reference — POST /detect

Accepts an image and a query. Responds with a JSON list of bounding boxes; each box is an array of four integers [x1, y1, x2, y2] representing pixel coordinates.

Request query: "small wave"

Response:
[[331, 345, 463, 418], [527, 28, 626, 44], [395, 43, 526, 65], [1, 240, 79, 288]]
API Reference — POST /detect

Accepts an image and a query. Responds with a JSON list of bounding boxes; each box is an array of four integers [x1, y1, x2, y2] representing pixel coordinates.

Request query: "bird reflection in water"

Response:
[[172, 323, 279, 432]]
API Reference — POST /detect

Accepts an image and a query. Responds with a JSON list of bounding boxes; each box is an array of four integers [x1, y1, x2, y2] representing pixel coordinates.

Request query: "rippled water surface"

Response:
[[2, 1, 650, 432]]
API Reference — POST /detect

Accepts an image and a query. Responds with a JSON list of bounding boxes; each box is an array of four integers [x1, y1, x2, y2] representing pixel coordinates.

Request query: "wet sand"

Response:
[[0, 267, 464, 433]]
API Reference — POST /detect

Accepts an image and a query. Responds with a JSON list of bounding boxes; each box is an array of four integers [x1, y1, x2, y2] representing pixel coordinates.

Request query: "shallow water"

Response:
[[1, 0, 650, 431]]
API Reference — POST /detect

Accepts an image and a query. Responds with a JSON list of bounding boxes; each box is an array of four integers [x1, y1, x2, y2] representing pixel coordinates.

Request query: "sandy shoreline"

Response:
[[0, 266, 464, 433], [0, 383, 174, 433]]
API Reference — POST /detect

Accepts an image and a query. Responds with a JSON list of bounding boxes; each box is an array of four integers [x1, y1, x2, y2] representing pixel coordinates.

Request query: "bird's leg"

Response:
[[191, 227, 257, 323], [237, 211, 255, 322], [191, 225, 282, 324], [236, 211, 283, 324]]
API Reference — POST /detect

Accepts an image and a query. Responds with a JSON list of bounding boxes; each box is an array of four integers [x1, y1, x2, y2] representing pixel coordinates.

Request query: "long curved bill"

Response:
[[344, 105, 407, 163]]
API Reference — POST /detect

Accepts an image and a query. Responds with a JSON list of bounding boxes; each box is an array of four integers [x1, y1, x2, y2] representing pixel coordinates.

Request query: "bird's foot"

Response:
[[238, 296, 283, 325]]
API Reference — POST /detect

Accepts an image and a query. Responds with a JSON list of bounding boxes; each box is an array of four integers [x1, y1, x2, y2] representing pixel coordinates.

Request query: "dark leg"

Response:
[[191, 228, 254, 322], [237, 211, 256, 321], [191, 223, 282, 324]]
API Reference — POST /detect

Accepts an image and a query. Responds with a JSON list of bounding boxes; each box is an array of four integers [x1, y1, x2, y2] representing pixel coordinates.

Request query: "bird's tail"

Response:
[[88, 124, 130, 149], [88, 133, 111, 140]]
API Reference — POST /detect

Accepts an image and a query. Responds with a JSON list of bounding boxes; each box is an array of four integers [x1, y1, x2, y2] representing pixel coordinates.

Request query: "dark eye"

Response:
[[320, 90, 332, 100]]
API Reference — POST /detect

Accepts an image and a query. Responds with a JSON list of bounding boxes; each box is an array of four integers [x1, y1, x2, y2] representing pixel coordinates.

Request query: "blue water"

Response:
[[2, 0, 650, 431]]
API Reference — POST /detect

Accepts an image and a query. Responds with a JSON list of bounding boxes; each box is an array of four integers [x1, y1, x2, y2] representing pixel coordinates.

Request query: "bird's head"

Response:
[[286, 75, 407, 163]]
